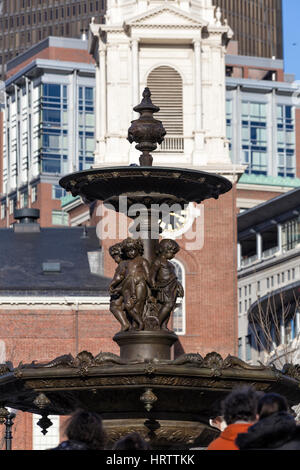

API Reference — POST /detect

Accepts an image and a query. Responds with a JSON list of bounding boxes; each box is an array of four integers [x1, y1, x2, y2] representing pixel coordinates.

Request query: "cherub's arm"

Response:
[[149, 258, 161, 288], [109, 262, 126, 292]]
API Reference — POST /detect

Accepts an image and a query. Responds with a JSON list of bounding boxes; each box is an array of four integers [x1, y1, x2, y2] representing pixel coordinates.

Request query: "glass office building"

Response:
[[0, 37, 95, 227], [225, 55, 299, 179]]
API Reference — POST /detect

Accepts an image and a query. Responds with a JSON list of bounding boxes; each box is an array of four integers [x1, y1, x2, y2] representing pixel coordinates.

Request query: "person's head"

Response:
[[122, 238, 144, 259], [109, 243, 123, 264], [64, 409, 106, 450], [257, 393, 289, 420], [158, 239, 180, 259], [221, 386, 259, 425], [113, 432, 151, 450]]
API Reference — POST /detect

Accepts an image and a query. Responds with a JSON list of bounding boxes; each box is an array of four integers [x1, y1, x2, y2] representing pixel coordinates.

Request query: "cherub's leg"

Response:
[[130, 282, 147, 330], [158, 302, 175, 329], [123, 277, 137, 309], [110, 298, 130, 331]]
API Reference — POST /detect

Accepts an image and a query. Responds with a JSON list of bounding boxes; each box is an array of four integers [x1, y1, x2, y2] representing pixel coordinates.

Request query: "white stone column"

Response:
[[237, 242, 242, 270], [99, 43, 107, 162], [131, 38, 139, 118], [193, 38, 202, 131], [95, 63, 101, 162], [277, 223, 282, 253], [256, 232, 262, 261]]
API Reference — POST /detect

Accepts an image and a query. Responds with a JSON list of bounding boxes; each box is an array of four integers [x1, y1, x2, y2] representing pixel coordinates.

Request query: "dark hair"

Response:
[[64, 409, 106, 450], [221, 386, 258, 425], [113, 433, 151, 450], [158, 239, 180, 255], [122, 238, 144, 256], [257, 393, 289, 420]]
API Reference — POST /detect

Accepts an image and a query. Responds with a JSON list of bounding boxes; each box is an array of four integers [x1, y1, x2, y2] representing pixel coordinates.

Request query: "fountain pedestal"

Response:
[[114, 330, 178, 362]]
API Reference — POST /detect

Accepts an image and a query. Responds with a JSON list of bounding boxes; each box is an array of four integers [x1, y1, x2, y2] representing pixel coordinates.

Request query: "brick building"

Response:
[[0, 209, 112, 449]]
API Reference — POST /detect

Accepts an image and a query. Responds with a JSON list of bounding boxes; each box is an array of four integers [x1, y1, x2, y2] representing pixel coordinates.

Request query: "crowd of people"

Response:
[[207, 387, 300, 450], [47, 387, 300, 451]]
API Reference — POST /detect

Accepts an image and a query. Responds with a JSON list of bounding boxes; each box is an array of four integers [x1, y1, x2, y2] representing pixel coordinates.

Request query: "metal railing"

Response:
[[262, 246, 279, 259], [241, 254, 258, 267], [156, 135, 184, 153]]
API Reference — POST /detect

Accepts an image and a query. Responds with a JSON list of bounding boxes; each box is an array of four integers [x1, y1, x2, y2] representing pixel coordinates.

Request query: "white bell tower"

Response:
[[90, 0, 243, 177]]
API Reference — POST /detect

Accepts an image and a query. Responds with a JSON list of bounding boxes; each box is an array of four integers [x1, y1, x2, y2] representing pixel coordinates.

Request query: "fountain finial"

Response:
[[127, 88, 166, 166]]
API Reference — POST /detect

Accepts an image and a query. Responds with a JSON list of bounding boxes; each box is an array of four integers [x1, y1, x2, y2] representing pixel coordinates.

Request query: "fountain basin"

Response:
[[59, 166, 232, 210]]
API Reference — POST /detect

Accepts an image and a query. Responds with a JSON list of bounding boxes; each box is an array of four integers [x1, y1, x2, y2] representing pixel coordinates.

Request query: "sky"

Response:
[[282, 0, 300, 80]]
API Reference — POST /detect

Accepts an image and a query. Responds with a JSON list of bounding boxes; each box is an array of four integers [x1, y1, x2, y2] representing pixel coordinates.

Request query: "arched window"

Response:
[[171, 259, 186, 335], [147, 66, 183, 152], [33, 414, 60, 450]]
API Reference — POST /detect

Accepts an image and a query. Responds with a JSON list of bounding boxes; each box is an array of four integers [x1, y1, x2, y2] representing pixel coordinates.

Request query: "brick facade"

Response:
[[6, 47, 95, 79], [0, 305, 115, 450], [0, 182, 63, 228]]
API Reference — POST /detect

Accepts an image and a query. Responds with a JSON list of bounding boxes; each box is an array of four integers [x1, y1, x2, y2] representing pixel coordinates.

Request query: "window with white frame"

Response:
[[32, 414, 60, 450], [277, 104, 295, 178], [171, 259, 186, 335], [52, 209, 69, 226], [31, 185, 37, 203], [241, 101, 267, 175], [9, 197, 17, 215], [52, 184, 66, 200], [20, 191, 28, 208], [0, 202, 6, 219]]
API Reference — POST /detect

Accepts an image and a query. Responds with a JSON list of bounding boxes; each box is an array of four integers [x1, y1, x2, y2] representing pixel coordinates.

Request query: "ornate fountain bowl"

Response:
[[59, 166, 232, 211], [1, 351, 300, 449]]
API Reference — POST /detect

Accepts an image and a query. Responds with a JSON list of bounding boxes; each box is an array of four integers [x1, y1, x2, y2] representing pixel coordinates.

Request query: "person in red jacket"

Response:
[[207, 386, 259, 450]]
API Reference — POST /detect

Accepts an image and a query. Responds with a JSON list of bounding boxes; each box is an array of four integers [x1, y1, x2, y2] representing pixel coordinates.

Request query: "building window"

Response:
[[241, 101, 267, 175], [32, 415, 59, 450], [277, 105, 295, 178], [31, 186, 37, 203], [226, 99, 233, 159], [0, 202, 6, 219], [78, 86, 95, 170], [41, 84, 68, 174], [52, 184, 66, 200], [147, 66, 183, 152], [245, 334, 252, 361], [238, 337, 243, 359], [170, 259, 185, 335], [9, 197, 17, 215], [52, 210, 69, 226], [282, 217, 299, 252], [20, 191, 28, 208]]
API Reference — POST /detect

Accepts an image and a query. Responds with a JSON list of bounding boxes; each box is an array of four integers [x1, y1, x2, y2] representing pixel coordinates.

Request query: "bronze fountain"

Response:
[[0, 89, 300, 449]]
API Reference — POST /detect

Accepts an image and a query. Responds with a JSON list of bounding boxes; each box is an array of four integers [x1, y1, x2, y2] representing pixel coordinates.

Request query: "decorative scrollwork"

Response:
[[282, 363, 300, 381]]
